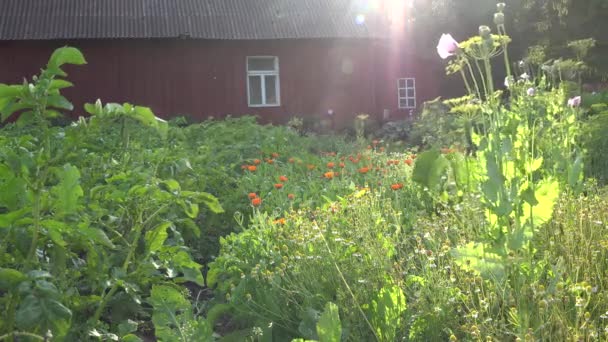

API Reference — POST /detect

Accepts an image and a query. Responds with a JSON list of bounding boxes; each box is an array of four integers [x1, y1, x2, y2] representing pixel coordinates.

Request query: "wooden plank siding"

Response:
[[0, 38, 441, 127]]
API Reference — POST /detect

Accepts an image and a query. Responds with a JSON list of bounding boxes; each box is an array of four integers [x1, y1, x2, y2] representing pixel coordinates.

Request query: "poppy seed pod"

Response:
[[479, 25, 491, 39], [494, 12, 504, 25], [497, 3, 506, 12]]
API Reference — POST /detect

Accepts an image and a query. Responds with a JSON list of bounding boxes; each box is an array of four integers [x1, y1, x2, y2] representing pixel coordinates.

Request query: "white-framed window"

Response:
[[398, 78, 416, 109], [247, 56, 280, 107]]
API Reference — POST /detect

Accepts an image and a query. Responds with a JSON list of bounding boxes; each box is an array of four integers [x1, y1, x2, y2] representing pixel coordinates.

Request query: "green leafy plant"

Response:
[[149, 285, 213, 342]]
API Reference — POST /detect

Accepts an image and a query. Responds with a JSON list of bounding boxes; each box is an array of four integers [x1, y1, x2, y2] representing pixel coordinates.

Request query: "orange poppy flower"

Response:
[[405, 159, 413, 166], [339, 162, 345, 168], [327, 162, 335, 169], [288, 193, 295, 200], [266, 159, 275, 164], [274, 183, 284, 189], [358, 167, 370, 174], [272, 152, 280, 158], [324, 171, 334, 179], [279, 175, 288, 182], [251, 197, 262, 206], [247, 165, 257, 172], [391, 183, 404, 190], [253, 159, 261, 165], [273, 218, 286, 225], [248, 192, 258, 199]]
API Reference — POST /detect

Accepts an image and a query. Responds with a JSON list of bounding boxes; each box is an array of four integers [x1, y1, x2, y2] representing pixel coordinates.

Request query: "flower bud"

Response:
[[479, 25, 491, 39], [494, 12, 505, 25], [497, 3, 506, 12]]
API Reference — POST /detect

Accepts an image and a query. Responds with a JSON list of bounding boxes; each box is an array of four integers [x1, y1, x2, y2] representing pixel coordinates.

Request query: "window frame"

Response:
[[246, 56, 281, 108], [397, 78, 416, 109]]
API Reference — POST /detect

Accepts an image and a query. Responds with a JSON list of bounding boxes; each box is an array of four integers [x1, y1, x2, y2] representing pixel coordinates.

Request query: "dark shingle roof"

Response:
[[0, 0, 388, 40]]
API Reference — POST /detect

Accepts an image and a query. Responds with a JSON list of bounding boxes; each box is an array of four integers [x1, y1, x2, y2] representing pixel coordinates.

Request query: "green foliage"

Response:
[[0, 46, 84, 125], [149, 285, 213, 342], [316, 302, 342, 342], [580, 111, 608, 184], [208, 193, 405, 341], [366, 284, 406, 342], [408, 99, 465, 149]]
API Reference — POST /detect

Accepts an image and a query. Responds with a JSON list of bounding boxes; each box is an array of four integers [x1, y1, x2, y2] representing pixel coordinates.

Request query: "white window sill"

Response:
[[248, 104, 281, 108]]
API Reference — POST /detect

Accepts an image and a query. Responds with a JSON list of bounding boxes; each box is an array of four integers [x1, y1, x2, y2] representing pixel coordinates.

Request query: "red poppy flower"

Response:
[[327, 162, 335, 168], [391, 183, 404, 190], [288, 193, 295, 200], [248, 193, 258, 199], [339, 162, 345, 168], [251, 197, 262, 206], [405, 159, 413, 166], [274, 183, 284, 189], [247, 165, 257, 172], [279, 175, 288, 182], [358, 167, 370, 174], [272, 152, 280, 158], [253, 159, 261, 165]]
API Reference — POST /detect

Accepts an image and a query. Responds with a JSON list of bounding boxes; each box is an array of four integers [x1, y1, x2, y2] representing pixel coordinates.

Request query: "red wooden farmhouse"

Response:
[[0, 0, 441, 127]]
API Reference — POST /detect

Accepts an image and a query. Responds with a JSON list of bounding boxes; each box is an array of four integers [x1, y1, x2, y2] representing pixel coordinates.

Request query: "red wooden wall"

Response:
[[0, 38, 441, 128]]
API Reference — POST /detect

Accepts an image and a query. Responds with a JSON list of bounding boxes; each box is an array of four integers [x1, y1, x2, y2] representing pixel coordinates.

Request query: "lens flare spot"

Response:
[[355, 14, 365, 25]]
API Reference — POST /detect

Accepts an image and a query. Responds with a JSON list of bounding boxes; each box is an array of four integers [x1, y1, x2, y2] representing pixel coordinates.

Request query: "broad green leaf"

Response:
[[132, 106, 157, 127], [0, 208, 29, 228], [0, 268, 27, 290], [145, 222, 171, 254], [171, 250, 204, 286], [452, 242, 506, 281], [41, 220, 68, 247], [51, 164, 83, 217], [122, 335, 144, 342], [160, 179, 181, 193], [15, 295, 43, 329], [412, 150, 449, 190], [412, 150, 439, 188], [179, 200, 199, 219], [528, 157, 544, 173], [317, 302, 341, 342], [568, 154, 584, 191], [368, 284, 406, 342], [16, 295, 71, 338], [520, 186, 539, 206], [522, 179, 559, 227], [196, 192, 224, 214], [47, 47, 86, 69], [46, 95, 74, 111], [149, 285, 213, 342], [298, 307, 320, 339], [48, 79, 74, 90], [79, 223, 116, 249], [1, 102, 29, 122], [0, 84, 22, 98], [118, 319, 139, 336], [84, 100, 104, 116]]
